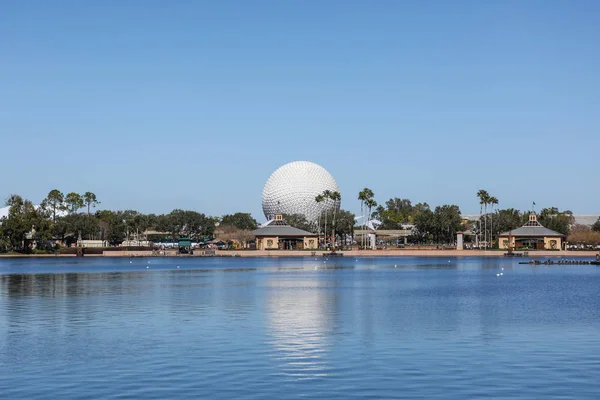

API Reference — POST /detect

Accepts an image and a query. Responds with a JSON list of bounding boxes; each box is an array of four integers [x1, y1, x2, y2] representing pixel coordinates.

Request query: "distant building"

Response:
[[252, 215, 318, 250], [498, 214, 565, 250], [77, 240, 109, 248], [462, 213, 600, 227]]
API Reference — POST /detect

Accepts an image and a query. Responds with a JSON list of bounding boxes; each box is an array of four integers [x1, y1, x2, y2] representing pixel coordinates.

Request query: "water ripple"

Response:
[[0, 257, 599, 399]]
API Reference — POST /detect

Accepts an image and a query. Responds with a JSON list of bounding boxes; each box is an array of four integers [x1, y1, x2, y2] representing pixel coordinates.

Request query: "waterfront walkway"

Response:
[[217, 249, 600, 258], [3, 250, 598, 258]]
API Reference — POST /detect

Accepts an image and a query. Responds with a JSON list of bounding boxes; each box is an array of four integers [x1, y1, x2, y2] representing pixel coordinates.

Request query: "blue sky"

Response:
[[1, 1, 599, 220]]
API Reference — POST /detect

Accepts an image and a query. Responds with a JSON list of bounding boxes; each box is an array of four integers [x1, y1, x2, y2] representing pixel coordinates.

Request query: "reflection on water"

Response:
[[0, 257, 600, 399], [265, 274, 338, 380]]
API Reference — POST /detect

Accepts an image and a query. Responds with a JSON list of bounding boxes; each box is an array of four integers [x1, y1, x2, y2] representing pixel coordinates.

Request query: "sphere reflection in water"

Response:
[[265, 277, 335, 380]]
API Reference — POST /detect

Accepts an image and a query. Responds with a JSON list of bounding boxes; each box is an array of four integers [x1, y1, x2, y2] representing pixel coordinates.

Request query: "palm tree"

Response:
[[358, 190, 366, 248], [315, 194, 324, 246], [322, 190, 332, 247], [476, 190, 489, 248], [327, 191, 341, 251], [358, 188, 374, 249], [364, 198, 378, 249], [489, 196, 498, 247], [484, 193, 491, 248], [366, 199, 377, 221]]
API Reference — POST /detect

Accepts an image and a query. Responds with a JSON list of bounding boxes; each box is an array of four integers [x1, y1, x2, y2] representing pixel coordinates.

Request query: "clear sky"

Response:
[[1, 0, 599, 220]]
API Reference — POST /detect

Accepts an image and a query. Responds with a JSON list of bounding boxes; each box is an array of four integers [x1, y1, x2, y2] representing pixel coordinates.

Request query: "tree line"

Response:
[[362, 188, 464, 245], [0, 190, 257, 253], [2, 188, 599, 253], [366, 188, 599, 247]]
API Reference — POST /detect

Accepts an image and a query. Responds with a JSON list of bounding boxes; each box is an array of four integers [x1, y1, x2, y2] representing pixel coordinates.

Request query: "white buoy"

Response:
[[501, 267, 504, 271], [177, 266, 180, 269], [500, 272, 503, 276], [146, 266, 150, 269]]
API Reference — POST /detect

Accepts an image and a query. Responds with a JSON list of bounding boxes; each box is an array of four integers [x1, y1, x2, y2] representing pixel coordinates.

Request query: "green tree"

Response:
[[433, 205, 463, 244], [335, 209, 355, 247], [1, 194, 50, 252], [412, 204, 462, 245], [538, 207, 574, 236], [592, 217, 600, 233], [65, 192, 84, 214], [181, 211, 214, 240], [145, 213, 158, 230], [107, 219, 127, 246], [221, 213, 257, 231], [373, 198, 418, 229], [282, 213, 314, 232], [413, 208, 435, 243], [83, 192, 100, 216], [61, 213, 101, 241], [492, 208, 524, 238], [1, 195, 31, 251], [155, 213, 175, 241], [412, 202, 431, 218], [43, 189, 65, 222], [95, 210, 127, 246], [157, 210, 215, 241], [53, 216, 70, 245], [488, 196, 499, 246], [32, 212, 53, 245], [130, 212, 150, 243]]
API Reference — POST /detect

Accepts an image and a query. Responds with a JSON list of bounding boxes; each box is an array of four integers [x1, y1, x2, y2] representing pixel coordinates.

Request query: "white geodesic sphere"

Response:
[[262, 161, 340, 223]]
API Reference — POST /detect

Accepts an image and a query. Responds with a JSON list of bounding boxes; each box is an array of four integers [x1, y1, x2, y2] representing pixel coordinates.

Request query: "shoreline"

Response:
[[218, 249, 600, 258], [1, 250, 598, 258]]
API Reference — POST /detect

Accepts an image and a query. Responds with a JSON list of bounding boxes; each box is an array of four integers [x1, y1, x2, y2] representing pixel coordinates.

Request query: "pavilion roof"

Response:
[[499, 214, 564, 237]]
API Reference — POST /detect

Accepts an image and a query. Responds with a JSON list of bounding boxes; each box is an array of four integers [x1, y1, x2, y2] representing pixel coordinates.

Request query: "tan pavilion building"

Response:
[[498, 213, 565, 250], [253, 215, 319, 250]]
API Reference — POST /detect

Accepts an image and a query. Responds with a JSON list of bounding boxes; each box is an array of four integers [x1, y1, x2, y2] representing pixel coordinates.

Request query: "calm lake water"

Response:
[[1, 256, 599, 399]]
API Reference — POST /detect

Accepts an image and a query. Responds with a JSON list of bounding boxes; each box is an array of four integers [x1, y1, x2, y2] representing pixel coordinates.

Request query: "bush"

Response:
[[103, 246, 153, 252], [31, 249, 54, 255]]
